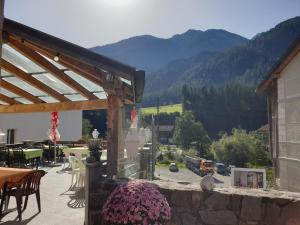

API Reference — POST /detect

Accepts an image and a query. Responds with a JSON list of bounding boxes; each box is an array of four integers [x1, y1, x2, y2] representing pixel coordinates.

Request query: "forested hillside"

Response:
[[182, 84, 267, 138], [143, 16, 300, 106], [85, 16, 300, 137]]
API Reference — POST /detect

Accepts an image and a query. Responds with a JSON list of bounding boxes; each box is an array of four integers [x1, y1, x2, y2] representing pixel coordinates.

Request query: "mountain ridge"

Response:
[[91, 16, 300, 106], [91, 29, 247, 72]]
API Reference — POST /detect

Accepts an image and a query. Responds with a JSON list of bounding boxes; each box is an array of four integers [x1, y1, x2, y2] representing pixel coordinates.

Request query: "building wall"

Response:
[[0, 110, 82, 143], [277, 50, 300, 191]]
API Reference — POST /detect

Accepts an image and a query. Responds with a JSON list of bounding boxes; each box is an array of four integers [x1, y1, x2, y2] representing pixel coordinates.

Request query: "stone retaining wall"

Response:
[[156, 181, 300, 225], [85, 165, 300, 225]]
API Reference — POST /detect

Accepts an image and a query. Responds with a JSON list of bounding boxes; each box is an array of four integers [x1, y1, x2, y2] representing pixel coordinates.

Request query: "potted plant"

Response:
[[102, 180, 171, 225], [87, 138, 102, 162]]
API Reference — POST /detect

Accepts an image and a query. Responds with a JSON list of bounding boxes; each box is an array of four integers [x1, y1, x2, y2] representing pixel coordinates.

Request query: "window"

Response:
[[7, 129, 16, 144]]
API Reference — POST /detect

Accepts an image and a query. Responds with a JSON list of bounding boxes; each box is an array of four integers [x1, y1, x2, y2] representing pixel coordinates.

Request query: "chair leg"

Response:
[[0, 192, 5, 219], [5, 195, 10, 210], [36, 190, 41, 212], [23, 195, 29, 211], [15, 194, 22, 221], [71, 173, 74, 187]]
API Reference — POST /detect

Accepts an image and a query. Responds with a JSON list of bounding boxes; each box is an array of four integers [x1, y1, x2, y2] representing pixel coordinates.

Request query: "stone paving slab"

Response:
[[0, 165, 85, 225]]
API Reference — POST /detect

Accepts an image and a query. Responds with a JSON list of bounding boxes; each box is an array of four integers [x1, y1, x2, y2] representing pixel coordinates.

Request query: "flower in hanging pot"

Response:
[[101, 180, 171, 225]]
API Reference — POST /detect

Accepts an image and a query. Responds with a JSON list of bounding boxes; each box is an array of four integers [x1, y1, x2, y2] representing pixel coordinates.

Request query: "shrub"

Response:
[[210, 129, 271, 167], [102, 180, 171, 225]]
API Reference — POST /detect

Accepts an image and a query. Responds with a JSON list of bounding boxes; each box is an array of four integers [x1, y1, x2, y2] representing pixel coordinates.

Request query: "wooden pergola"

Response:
[[0, 1, 145, 175]]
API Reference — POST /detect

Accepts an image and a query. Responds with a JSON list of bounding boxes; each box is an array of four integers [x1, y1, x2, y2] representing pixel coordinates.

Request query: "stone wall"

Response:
[[156, 181, 300, 225], [85, 165, 300, 225]]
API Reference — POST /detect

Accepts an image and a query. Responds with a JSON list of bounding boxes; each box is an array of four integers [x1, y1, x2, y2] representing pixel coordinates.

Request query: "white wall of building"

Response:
[[277, 50, 300, 192], [0, 110, 82, 143]]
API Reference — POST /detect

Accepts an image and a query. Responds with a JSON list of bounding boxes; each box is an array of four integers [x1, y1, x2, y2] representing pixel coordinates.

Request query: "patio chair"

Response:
[[69, 156, 80, 187], [0, 170, 46, 221], [77, 159, 86, 187]]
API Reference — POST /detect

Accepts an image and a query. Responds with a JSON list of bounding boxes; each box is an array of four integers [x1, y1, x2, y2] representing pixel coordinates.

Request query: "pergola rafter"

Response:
[[1, 58, 70, 102], [0, 10, 145, 176], [0, 92, 20, 104], [8, 38, 98, 100], [7, 35, 136, 102], [0, 79, 44, 103]]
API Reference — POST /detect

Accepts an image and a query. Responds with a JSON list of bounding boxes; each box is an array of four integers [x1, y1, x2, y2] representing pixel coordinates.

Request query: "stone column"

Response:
[[84, 162, 104, 225]]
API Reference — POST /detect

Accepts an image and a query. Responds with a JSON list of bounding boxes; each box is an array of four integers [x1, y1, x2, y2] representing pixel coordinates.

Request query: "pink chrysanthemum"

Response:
[[101, 180, 171, 225]]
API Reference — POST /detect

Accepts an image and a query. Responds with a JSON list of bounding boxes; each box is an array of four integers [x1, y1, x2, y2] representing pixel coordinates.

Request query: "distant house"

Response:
[[258, 36, 300, 192], [158, 125, 174, 144]]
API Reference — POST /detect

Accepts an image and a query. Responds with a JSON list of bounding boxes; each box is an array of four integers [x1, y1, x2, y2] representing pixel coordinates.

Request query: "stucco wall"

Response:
[[0, 110, 82, 143], [277, 50, 300, 191]]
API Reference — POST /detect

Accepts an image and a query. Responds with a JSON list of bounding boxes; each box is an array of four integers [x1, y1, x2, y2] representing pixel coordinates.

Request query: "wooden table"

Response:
[[0, 167, 34, 189]]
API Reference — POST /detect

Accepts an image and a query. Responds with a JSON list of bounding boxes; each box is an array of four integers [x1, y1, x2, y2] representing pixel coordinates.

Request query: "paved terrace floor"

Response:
[[0, 165, 85, 225]]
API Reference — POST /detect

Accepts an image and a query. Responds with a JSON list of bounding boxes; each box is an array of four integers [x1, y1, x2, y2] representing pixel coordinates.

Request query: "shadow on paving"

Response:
[[0, 212, 39, 225], [60, 187, 85, 209], [67, 188, 85, 209]]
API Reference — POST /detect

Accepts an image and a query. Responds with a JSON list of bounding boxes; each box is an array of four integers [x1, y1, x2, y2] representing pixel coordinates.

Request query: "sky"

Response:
[[5, 0, 300, 48]]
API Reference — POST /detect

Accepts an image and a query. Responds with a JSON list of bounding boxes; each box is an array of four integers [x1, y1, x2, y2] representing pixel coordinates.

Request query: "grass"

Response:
[[156, 162, 186, 169], [159, 145, 178, 151], [141, 103, 182, 115]]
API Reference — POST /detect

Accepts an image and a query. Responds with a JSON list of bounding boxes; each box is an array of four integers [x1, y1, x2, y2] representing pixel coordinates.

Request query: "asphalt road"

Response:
[[155, 166, 231, 187]]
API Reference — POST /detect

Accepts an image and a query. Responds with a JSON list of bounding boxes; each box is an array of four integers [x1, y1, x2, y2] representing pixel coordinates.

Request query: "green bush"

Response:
[[210, 129, 271, 167]]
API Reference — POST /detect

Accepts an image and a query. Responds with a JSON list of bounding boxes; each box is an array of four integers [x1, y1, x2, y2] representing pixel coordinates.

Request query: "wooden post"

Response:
[[0, 0, 5, 72], [107, 94, 124, 176]]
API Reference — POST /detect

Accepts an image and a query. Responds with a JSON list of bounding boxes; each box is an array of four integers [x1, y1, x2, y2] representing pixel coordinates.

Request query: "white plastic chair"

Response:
[[69, 156, 80, 188], [77, 159, 86, 187]]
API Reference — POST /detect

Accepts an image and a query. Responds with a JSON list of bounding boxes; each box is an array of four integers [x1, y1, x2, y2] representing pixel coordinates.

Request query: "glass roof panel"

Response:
[[0, 88, 19, 98], [39, 96, 59, 103], [33, 73, 77, 94], [65, 94, 87, 101], [0, 69, 12, 77], [120, 77, 132, 85], [3, 77, 47, 96], [15, 98, 33, 104], [94, 92, 107, 99], [2, 44, 45, 73], [0, 100, 8, 105], [65, 71, 105, 92], [39, 54, 67, 70]]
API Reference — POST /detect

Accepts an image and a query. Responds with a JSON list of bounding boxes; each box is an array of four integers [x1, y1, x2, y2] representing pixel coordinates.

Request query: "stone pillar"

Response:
[[139, 147, 151, 179], [84, 162, 104, 225]]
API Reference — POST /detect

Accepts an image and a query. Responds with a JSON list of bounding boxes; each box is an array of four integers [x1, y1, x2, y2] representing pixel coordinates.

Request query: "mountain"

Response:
[[91, 29, 247, 72], [143, 16, 300, 104]]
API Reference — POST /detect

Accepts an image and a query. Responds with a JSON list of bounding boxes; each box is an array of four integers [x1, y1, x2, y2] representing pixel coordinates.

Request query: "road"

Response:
[[155, 166, 231, 187]]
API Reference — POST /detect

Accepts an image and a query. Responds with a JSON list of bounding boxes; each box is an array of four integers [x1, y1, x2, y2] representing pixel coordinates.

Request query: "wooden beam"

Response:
[[0, 0, 4, 81], [0, 99, 107, 113], [19, 39, 106, 82], [18, 37, 136, 99], [8, 39, 97, 100], [1, 59, 70, 102], [0, 92, 20, 105], [0, 79, 44, 103], [107, 95, 124, 176], [3, 18, 136, 81]]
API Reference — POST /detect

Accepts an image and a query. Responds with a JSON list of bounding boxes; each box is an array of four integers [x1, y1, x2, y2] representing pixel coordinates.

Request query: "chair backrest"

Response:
[[6, 170, 46, 194], [69, 156, 78, 170], [24, 170, 46, 193], [77, 159, 86, 174]]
